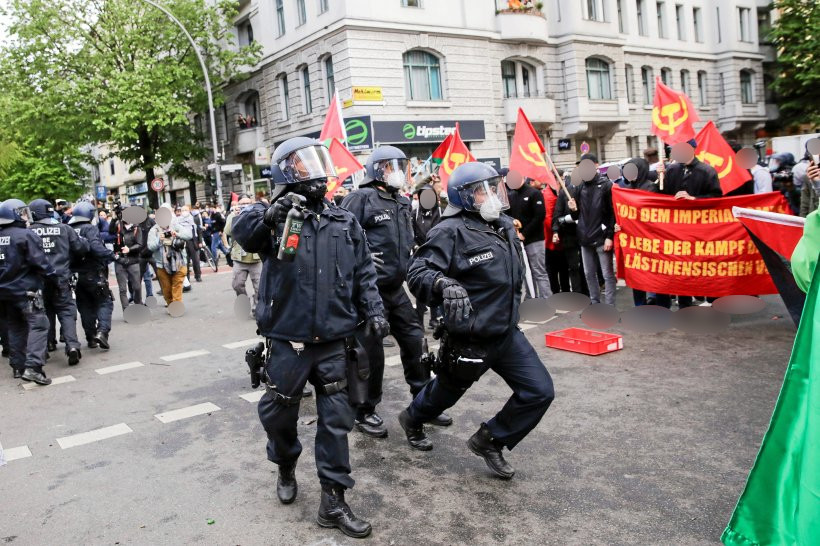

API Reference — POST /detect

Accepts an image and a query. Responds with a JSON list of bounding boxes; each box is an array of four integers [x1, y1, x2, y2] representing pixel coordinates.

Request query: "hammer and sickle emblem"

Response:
[[335, 165, 349, 175], [696, 151, 734, 179], [652, 97, 689, 135], [519, 142, 547, 167], [443, 152, 467, 174]]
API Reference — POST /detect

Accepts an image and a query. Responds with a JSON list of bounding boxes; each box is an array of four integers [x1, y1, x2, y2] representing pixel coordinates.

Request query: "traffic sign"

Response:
[[150, 178, 165, 192]]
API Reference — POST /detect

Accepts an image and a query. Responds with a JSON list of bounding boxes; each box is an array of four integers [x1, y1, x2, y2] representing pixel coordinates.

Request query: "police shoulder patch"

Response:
[[467, 251, 494, 266]]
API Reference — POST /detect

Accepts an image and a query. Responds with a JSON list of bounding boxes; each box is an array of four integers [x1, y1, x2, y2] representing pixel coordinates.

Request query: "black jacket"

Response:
[[551, 188, 579, 246], [660, 157, 722, 198], [109, 219, 143, 266], [413, 204, 441, 247], [70, 222, 115, 273], [569, 175, 616, 247], [30, 220, 89, 278], [407, 212, 524, 341], [341, 185, 415, 289], [232, 200, 385, 343], [507, 183, 546, 245], [0, 223, 57, 299], [624, 158, 660, 192]]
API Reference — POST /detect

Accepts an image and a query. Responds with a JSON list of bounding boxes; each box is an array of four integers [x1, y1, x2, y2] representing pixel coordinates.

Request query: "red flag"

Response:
[[319, 91, 346, 145], [733, 207, 804, 260], [325, 138, 363, 199], [230, 192, 239, 204], [651, 77, 699, 145], [695, 121, 751, 195], [509, 108, 558, 190], [431, 133, 453, 165], [438, 124, 475, 190]]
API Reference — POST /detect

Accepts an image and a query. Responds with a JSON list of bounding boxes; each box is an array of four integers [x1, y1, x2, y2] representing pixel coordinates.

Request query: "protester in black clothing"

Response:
[[507, 178, 551, 298], [412, 179, 442, 327]]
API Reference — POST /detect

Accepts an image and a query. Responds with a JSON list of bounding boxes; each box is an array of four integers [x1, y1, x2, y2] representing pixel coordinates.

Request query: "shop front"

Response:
[[371, 119, 486, 165]]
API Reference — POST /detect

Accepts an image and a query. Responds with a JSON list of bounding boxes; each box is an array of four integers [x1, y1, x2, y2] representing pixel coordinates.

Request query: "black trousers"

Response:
[[44, 276, 81, 351], [1, 298, 49, 371], [258, 339, 354, 488], [407, 329, 554, 450], [355, 284, 428, 416], [186, 239, 201, 280], [545, 248, 570, 294], [563, 242, 589, 295], [75, 271, 114, 340]]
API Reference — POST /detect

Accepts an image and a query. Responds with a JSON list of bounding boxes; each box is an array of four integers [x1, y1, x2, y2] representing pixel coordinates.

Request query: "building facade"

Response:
[[197, 0, 777, 202]]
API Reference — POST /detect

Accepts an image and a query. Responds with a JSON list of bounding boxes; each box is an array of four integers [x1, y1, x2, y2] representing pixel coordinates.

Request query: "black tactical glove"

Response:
[[433, 277, 471, 324], [370, 252, 385, 271], [365, 316, 390, 338], [263, 197, 293, 228]]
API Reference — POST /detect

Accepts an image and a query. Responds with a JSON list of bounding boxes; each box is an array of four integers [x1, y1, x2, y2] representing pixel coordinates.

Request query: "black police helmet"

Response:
[[29, 199, 55, 222], [69, 201, 96, 224], [446, 162, 501, 210], [364, 145, 407, 184], [270, 137, 334, 185], [0, 198, 28, 225]]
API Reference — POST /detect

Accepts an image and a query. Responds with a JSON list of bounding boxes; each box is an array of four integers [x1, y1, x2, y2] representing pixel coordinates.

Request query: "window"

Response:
[[718, 73, 725, 105], [693, 7, 703, 42], [740, 70, 754, 103], [626, 136, 633, 157], [319, 0, 329, 14], [521, 65, 532, 97], [586, 58, 612, 100], [324, 56, 335, 101], [110, 160, 115, 176], [584, 0, 605, 21], [657, 2, 666, 38], [297, 0, 307, 25], [501, 61, 516, 99], [716, 7, 721, 42], [661, 67, 671, 86], [675, 4, 685, 40], [641, 66, 654, 104], [757, 8, 772, 44], [276, 0, 285, 36], [625, 64, 635, 103], [738, 7, 751, 42], [697, 70, 707, 106], [237, 20, 254, 46], [764, 73, 776, 103], [278, 75, 290, 121], [301, 67, 313, 114], [401, 0, 420, 6], [617, 0, 626, 32], [637, 0, 647, 36], [242, 92, 260, 126], [403, 50, 443, 101], [680, 69, 690, 96]]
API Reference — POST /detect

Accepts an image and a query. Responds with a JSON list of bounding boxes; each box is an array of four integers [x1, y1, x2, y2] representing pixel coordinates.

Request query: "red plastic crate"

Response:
[[545, 328, 624, 356]]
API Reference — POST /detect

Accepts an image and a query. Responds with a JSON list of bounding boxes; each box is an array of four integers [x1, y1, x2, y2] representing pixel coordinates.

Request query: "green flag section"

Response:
[[721, 210, 820, 546]]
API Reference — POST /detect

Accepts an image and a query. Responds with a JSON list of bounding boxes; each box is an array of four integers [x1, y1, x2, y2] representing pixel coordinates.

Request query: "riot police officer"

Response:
[[69, 201, 115, 349], [29, 199, 89, 365], [0, 199, 56, 384], [232, 137, 387, 539], [398, 162, 555, 480], [341, 146, 451, 438]]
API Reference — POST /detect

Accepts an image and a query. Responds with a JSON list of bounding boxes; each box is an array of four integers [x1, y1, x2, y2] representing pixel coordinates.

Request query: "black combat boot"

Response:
[[429, 412, 453, 427], [94, 331, 110, 350], [398, 409, 432, 451], [354, 412, 388, 438], [67, 348, 81, 366], [22, 367, 52, 386], [13, 368, 23, 379], [467, 423, 515, 479], [87, 337, 98, 349], [277, 463, 298, 504], [47, 340, 57, 352], [317, 485, 372, 538]]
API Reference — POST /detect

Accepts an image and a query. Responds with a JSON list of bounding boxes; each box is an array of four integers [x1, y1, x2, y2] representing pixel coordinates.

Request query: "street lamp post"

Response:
[[140, 0, 223, 207]]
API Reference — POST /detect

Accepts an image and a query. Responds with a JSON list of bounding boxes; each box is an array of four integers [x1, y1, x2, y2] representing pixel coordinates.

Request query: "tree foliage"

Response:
[[770, 0, 820, 128], [0, 0, 261, 207]]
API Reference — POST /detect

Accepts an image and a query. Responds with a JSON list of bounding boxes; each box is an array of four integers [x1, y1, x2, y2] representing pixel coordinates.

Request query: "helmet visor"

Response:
[[456, 177, 510, 212], [377, 158, 410, 179], [281, 145, 336, 182]]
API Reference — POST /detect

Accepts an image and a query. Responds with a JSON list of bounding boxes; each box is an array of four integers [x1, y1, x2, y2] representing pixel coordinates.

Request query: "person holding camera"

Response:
[[109, 207, 143, 311], [147, 204, 193, 308]]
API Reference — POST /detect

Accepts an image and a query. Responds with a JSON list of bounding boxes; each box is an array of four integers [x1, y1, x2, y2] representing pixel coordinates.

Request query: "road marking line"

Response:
[[223, 338, 263, 349], [3, 445, 32, 461], [22, 375, 76, 390], [56, 423, 133, 449], [159, 349, 210, 362], [155, 402, 221, 423], [240, 391, 264, 403], [95, 361, 144, 375]]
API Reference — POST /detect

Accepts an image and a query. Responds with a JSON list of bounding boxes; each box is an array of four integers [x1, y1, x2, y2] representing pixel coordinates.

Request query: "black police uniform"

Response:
[[405, 211, 555, 449], [0, 223, 56, 375], [341, 185, 429, 415], [30, 220, 89, 353], [232, 201, 384, 490], [71, 222, 115, 345]]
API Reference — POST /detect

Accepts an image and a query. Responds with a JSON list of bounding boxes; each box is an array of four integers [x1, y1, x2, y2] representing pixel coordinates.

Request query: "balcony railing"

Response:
[[495, 1, 548, 42], [235, 126, 264, 155]]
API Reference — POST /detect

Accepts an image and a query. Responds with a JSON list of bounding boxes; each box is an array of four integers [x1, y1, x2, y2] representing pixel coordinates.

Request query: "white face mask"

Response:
[[385, 171, 405, 189], [479, 193, 503, 222]]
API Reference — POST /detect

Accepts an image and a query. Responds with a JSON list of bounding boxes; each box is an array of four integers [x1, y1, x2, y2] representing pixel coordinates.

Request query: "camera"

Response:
[[171, 237, 186, 251]]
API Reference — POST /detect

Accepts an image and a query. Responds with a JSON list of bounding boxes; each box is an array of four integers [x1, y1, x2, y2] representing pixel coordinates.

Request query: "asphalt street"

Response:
[[0, 269, 795, 545]]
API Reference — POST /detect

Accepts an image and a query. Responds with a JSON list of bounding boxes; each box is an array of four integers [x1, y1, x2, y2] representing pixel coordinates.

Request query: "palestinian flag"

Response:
[[430, 133, 453, 165], [733, 207, 806, 326]]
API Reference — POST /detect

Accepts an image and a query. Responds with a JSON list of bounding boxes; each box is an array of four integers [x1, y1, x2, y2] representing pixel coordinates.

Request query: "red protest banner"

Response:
[[613, 188, 793, 297]]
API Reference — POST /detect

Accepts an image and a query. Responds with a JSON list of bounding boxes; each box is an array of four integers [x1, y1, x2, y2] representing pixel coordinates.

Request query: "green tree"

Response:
[[0, 0, 261, 208], [770, 0, 820, 128]]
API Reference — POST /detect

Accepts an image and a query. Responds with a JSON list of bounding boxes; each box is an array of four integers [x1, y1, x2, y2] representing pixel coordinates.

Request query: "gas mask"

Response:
[[479, 193, 504, 222], [293, 179, 328, 204], [385, 171, 405, 190]]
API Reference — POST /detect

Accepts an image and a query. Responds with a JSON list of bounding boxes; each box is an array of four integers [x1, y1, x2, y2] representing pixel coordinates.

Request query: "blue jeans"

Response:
[[580, 244, 616, 305], [211, 235, 229, 260]]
